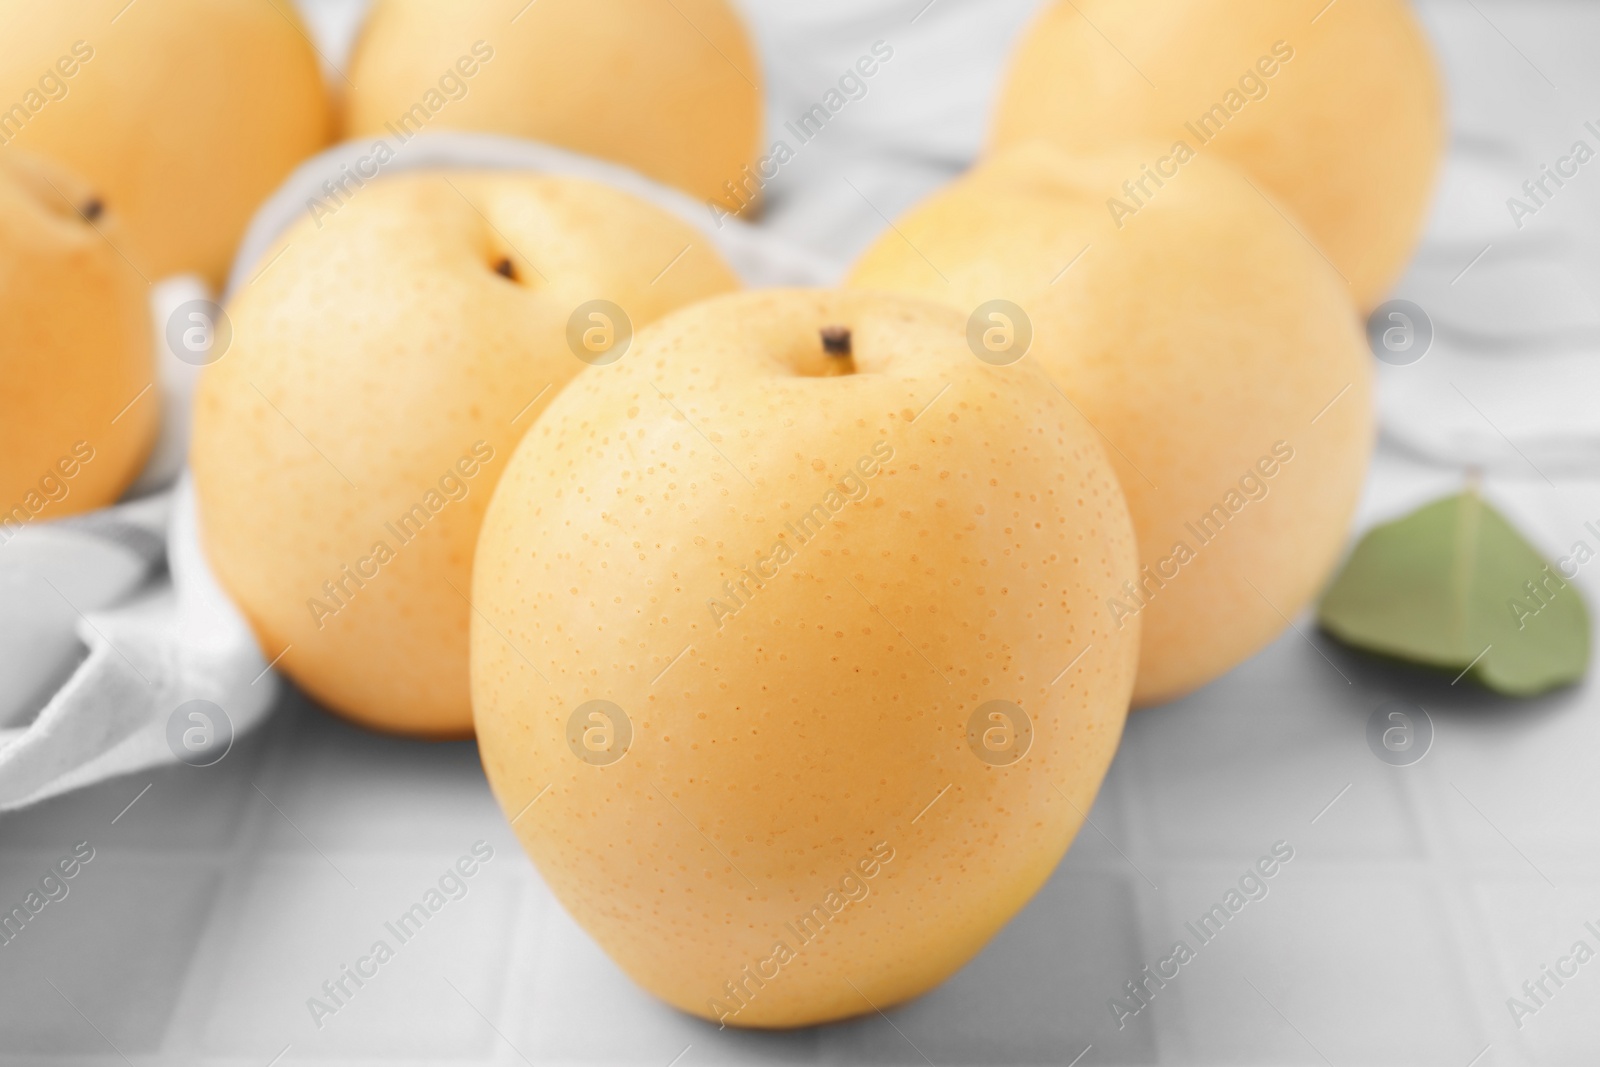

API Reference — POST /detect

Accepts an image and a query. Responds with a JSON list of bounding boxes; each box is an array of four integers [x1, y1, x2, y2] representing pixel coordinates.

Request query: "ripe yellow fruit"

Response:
[[192, 172, 739, 737], [0, 151, 156, 527], [848, 143, 1374, 706], [345, 0, 762, 213], [0, 0, 332, 285], [472, 289, 1140, 1027], [991, 0, 1444, 309]]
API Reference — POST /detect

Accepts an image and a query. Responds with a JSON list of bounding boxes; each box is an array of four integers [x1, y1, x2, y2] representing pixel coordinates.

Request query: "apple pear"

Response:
[[849, 143, 1374, 706], [343, 0, 762, 213], [192, 171, 740, 737], [0, 150, 156, 526], [0, 0, 333, 284], [990, 0, 1444, 309], [471, 289, 1140, 1026]]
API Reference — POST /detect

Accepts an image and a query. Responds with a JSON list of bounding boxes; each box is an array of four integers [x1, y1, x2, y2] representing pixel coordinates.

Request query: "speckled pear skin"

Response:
[[192, 172, 740, 738], [848, 144, 1374, 706], [470, 289, 1140, 1027]]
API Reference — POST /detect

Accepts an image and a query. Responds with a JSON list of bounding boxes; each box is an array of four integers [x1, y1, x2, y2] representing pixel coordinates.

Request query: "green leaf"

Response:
[[1317, 490, 1591, 696]]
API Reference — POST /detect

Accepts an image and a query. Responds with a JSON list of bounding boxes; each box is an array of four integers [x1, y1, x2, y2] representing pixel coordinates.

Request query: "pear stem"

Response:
[[820, 326, 855, 376]]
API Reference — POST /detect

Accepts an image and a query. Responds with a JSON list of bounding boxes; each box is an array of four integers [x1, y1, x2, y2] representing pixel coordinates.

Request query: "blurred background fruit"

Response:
[[0, 0, 333, 286], [344, 0, 763, 213], [0, 150, 156, 522], [991, 0, 1445, 310]]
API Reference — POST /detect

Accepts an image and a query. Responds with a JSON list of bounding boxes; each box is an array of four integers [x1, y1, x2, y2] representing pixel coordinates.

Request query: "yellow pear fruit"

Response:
[[471, 289, 1140, 1027], [990, 0, 1445, 309], [0, 0, 333, 284], [0, 151, 156, 527], [192, 172, 740, 737], [344, 0, 762, 213], [848, 143, 1374, 706]]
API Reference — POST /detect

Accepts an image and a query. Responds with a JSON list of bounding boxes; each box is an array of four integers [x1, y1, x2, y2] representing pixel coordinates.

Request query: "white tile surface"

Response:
[[1471, 877, 1600, 1064]]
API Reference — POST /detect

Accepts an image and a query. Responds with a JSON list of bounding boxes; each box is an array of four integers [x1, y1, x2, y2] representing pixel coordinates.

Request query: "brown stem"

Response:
[[820, 326, 855, 376]]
